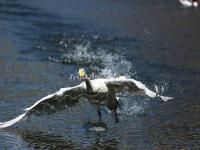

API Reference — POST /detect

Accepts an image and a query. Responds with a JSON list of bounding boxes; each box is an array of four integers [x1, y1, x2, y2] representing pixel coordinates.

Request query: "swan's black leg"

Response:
[[97, 110, 102, 123], [95, 105, 102, 123], [112, 109, 119, 123], [106, 93, 119, 123]]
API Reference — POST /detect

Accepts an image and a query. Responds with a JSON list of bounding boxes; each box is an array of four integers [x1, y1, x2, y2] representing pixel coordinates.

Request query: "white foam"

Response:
[[58, 41, 134, 78]]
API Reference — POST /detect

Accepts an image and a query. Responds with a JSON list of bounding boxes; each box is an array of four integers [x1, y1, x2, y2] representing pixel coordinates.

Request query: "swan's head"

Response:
[[193, 2, 198, 7], [79, 68, 86, 78]]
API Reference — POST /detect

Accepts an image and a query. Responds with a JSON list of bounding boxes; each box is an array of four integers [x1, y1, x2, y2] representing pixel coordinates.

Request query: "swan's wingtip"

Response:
[[0, 112, 27, 129]]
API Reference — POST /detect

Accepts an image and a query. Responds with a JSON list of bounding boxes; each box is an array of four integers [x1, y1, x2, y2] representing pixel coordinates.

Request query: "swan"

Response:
[[179, 0, 199, 7], [0, 68, 173, 129]]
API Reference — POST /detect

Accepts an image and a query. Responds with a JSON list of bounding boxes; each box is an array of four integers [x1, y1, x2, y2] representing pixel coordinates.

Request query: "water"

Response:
[[0, 0, 200, 149]]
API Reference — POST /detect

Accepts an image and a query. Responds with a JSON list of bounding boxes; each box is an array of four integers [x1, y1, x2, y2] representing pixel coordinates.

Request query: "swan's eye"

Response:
[[79, 68, 85, 77]]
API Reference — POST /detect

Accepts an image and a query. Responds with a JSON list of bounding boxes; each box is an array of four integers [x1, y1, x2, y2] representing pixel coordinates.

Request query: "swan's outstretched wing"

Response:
[[0, 83, 86, 129], [25, 83, 86, 116], [104, 77, 173, 101]]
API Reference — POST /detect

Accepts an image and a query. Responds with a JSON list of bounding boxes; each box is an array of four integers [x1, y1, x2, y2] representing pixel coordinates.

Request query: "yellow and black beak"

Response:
[[79, 68, 86, 78]]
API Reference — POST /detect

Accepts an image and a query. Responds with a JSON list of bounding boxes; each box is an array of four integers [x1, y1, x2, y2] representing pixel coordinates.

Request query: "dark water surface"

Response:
[[0, 0, 200, 149]]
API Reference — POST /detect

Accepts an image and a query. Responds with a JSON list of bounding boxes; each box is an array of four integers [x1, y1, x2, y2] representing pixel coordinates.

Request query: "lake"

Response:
[[0, 0, 200, 149]]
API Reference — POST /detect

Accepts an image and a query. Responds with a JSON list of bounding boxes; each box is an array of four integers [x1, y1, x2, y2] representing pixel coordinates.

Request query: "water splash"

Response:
[[117, 92, 148, 116], [49, 40, 135, 78]]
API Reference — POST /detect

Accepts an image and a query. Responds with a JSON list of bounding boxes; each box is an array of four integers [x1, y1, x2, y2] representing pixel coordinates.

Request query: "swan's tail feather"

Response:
[[0, 112, 27, 129]]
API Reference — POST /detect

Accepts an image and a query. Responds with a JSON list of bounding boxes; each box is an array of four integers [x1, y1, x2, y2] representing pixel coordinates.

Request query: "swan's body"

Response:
[[179, 0, 198, 7], [87, 79, 108, 93], [0, 75, 173, 129]]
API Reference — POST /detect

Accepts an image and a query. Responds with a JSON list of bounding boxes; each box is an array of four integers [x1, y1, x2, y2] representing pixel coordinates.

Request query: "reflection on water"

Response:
[[19, 129, 118, 149], [0, 0, 200, 149], [16, 129, 78, 149]]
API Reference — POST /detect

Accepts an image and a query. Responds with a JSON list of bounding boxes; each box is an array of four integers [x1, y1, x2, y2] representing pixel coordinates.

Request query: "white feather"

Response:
[[0, 113, 27, 129], [90, 79, 108, 93]]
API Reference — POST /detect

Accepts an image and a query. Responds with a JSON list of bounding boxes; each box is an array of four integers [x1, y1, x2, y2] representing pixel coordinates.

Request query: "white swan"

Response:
[[0, 68, 173, 129], [179, 0, 198, 7]]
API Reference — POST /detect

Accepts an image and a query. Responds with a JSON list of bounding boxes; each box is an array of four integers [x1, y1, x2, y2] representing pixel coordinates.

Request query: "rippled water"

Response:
[[0, 0, 200, 149]]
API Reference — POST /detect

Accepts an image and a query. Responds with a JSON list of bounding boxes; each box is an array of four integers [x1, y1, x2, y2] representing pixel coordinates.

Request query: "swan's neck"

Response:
[[84, 78, 92, 91]]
